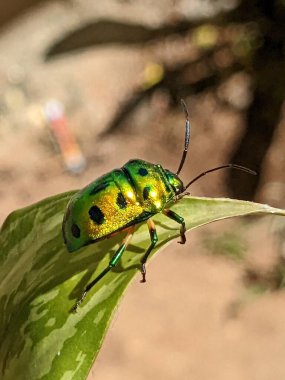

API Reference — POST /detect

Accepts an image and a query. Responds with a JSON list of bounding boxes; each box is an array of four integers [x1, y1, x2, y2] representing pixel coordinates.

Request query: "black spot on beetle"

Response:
[[143, 186, 150, 200], [89, 182, 109, 196], [71, 223, 81, 238], [117, 192, 127, 209], [138, 167, 148, 176], [89, 205, 105, 225]]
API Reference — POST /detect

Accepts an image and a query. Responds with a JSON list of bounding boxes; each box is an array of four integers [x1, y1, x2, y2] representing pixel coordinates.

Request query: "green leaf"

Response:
[[0, 193, 284, 380]]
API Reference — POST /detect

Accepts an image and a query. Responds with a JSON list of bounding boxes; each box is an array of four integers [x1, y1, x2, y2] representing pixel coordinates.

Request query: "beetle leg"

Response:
[[140, 219, 158, 283], [72, 226, 135, 312], [163, 209, 186, 244]]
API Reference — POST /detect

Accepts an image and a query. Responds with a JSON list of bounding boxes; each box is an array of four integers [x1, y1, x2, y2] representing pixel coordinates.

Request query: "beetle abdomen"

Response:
[[63, 169, 145, 252]]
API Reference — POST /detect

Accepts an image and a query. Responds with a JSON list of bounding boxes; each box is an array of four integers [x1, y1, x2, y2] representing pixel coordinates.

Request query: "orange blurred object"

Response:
[[44, 100, 86, 174]]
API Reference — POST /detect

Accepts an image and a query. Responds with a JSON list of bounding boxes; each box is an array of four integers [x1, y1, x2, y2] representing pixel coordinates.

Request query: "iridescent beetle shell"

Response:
[[62, 159, 184, 252]]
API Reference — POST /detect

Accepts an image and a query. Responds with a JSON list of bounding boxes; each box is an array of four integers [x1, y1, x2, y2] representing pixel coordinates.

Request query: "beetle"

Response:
[[62, 100, 256, 311]]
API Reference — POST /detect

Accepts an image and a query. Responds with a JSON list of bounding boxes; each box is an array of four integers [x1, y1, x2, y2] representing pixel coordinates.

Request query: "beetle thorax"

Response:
[[122, 160, 176, 212], [163, 169, 184, 196]]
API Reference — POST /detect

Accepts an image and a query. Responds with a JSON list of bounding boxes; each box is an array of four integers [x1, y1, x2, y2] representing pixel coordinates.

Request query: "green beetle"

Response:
[[63, 100, 255, 311]]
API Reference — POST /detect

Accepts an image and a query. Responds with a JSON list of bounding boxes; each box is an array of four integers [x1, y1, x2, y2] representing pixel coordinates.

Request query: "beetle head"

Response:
[[164, 169, 184, 195]]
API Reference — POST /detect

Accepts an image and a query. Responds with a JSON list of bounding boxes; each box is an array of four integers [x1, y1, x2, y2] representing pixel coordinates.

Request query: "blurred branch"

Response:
[[228, 0, 285, 199], [102, 45, 243, 135], [46, 18, 198, 59]]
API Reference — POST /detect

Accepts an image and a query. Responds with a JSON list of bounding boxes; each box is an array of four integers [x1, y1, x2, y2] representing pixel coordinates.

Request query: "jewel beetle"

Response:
[[62, 100, 256, 311]]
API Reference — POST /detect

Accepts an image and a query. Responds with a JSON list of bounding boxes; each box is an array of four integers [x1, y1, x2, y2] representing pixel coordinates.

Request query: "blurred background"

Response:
[[0, 1, 285, 379]]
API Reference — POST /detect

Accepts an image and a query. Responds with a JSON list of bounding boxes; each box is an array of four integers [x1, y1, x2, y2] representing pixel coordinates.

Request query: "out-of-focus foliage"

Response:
[[45, 1, 285, 200]]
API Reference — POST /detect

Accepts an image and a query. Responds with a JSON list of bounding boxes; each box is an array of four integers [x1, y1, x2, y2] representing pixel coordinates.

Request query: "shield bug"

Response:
[[62, 100, 256, 311]]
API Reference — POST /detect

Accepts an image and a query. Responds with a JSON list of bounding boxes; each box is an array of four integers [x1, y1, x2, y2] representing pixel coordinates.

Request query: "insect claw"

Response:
[[71, 302, 79, 313], [140, 264, 146, 283], [175, 192, 190, 202], [177, 234, 186, 244], [71, 291, 87, 313], [72, 305, 78, 313]]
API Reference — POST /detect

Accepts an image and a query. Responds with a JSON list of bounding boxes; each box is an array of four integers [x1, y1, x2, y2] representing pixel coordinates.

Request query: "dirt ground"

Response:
[[1, 1, 285, 379]]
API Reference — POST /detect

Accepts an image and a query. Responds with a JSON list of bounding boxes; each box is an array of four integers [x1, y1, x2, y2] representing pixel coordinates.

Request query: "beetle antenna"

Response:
[[183, 164, 257, 191], [176, 99, 190, 175]]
